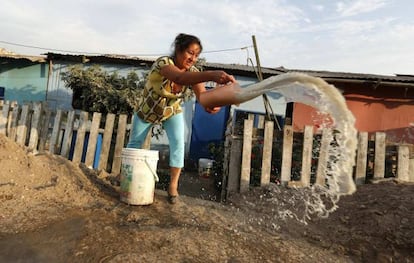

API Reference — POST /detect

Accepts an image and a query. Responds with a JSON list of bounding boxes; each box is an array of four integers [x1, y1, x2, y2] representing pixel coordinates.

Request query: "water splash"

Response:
[[223, 72, 358, 225]]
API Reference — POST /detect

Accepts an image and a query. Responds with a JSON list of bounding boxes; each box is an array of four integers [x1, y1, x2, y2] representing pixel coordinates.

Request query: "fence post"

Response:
[[260, 120, 274, 186], [374, 132, 386, 179], [16, 104, 30, 146], [49, 110, 63, 154], [226, 136, 242, 197], [0, 102, 10, 135], [61, 110, 76, 158], [397, 145, 410, 182], [112, 114, 128, 175], [28, 102, 43, 151], [315, 128, 331, 186], [72, 111, 89, 164], [98, 113, 115, 171], [281, 125, 293, 186], [240, 119, 253, 193], [355, 132, 368, 185], [38, 107, 51, 152], [301, 125, 313, 187], [84, 112, 102, 168]]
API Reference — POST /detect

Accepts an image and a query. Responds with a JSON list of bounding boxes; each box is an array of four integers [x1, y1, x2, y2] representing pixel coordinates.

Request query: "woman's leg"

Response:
[[126, 113, 152, 148], [162, 113, 185, 197]]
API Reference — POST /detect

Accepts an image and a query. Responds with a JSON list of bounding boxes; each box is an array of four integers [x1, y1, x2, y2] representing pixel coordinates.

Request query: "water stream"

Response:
[[202, 72, 358, 223]]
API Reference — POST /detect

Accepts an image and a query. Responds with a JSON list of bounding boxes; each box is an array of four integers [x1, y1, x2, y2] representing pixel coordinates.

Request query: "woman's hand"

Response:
[[204, 106, 221, 114], [212, 71, 236, 84]]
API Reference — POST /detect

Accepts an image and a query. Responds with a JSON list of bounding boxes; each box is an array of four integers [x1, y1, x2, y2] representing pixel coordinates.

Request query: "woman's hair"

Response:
[[171, 33, 202, 57]]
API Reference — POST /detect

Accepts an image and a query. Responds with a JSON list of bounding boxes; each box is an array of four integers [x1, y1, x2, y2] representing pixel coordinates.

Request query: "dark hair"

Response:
[[172, 33, 202, 57]]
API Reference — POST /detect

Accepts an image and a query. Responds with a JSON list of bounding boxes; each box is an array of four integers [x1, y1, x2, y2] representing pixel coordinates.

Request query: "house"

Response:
[[1, 49, 414, 159]]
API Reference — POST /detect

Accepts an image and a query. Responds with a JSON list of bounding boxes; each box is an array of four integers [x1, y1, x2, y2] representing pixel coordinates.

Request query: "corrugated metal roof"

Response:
[[0, 48, 46, 62], [2, 51, 413, 86]]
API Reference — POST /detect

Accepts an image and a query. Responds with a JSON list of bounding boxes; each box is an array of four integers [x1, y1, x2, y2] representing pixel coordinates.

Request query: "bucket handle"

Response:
[[145, 160, 159, 182]]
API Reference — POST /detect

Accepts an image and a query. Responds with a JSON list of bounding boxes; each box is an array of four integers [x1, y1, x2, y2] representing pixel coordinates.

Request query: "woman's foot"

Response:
[[167, 184, 179, 204], [167, 193, 178, 204]]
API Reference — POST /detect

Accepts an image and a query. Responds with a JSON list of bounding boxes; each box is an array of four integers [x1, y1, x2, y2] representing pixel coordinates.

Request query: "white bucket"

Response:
[[120, 148, 159, 205], [198, 158, 214, 178]]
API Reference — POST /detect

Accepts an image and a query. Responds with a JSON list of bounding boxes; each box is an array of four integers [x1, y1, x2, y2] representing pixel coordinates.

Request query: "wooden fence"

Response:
[[222, 116, 414, 199], [2, 100, 413, 201], [0, 100, 135, 174]]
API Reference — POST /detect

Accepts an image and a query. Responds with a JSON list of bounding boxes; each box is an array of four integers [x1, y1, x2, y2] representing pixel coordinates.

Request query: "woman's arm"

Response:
[[160, 64, 235, 86], [192, 82, 221, 114]]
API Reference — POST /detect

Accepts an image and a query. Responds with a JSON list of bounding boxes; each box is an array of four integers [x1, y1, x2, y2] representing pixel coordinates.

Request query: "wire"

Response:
[[0, 40, 252, 57]]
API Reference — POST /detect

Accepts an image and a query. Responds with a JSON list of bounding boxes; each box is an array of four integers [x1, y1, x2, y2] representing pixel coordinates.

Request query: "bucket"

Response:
[[120, 148, 159, 205], [198, 158, 214, 178]]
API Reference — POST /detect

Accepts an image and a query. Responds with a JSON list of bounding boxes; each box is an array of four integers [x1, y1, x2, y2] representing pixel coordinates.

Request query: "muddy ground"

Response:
[[0, 133, 413, 262]]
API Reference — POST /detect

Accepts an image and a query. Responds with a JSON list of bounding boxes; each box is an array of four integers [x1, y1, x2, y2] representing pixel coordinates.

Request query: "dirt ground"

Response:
[[1, 133, 413, 263]]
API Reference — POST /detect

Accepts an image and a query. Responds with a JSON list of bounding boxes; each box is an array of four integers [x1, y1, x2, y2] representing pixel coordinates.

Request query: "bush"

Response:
[[61, 64, 145, 114]]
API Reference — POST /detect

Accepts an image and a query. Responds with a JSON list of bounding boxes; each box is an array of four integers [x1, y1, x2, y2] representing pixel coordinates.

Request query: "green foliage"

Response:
[[61, 64, 145, 114]]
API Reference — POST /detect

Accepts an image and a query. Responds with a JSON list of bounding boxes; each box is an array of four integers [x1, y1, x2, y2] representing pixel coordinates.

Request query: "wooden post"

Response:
[[355, 132, 368, 185], [240, 119, 253, 193], [301, 126, 313, 187], [28, 102, 43, 151], [226, 136, 242, 196], [38, 107, 51, 152], [281, 125, 293, 185], [374, 132, 386, 179], [84, 112, 102, 168], [72, 111, 88, 164], [0, 102, 10, 135], [112, 114, 128, 175], [397, 145, 410, 182], [61, 110, 76, 158], [16, 104, 30, 146], [315, 128, 331, 186], [98, 113, 115, 171], [257, 115, 265, 129], [260, 120, 274, 186], [49, 110, 63, 154]]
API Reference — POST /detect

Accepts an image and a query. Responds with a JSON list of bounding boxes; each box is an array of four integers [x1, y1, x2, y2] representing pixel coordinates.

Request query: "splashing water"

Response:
[[228, 72, 358, 225]]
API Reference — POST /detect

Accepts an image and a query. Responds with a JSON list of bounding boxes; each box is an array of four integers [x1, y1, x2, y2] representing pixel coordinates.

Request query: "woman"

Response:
[[127, 33, 236, 204]]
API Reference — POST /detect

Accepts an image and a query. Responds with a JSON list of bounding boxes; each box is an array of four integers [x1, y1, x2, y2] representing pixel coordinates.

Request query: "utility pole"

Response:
[[251, 35, 281, 130]]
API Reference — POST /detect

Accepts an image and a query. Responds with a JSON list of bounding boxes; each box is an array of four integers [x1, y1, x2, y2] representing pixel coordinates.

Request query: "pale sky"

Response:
[[1, 0, 413, 76]]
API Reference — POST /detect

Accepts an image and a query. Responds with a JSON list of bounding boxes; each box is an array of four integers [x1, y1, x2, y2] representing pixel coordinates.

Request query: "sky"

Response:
[[1, 0, 413, 76]]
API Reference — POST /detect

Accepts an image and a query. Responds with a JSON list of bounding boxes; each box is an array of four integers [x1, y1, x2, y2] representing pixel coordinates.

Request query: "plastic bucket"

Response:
[[120, 148, 159, 205], [198, 158, 214, 178]]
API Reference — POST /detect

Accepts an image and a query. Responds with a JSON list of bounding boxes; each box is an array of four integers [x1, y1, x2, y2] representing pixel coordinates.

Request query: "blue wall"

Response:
[[0, 59, 48, 103]]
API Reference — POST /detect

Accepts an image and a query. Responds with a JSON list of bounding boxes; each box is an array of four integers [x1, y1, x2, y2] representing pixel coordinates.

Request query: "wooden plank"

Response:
[[98, 113, 115, 171], [7, 101, 18, 137], [85, 112, 102, 168], [9, 104, 20, 141], [28, 102, 43, 151], [409, 157, 414, 182], [355, 132, 368, 185], [260, 120, 274, 186], [38, 108, 51, 152], [240, 119, 253, 193], [226, 137, 242, 196], [281, 125, 293, 185], [49, 110, 63, 154], [397, 146, 410, 182], [0, 102, 10, 135], [301, 126, 313, 187], [72, 111, 89, 164], [257, 115, 265, 129], [112, 114, 128, 175], [60, 110, 76, 158], [315, 129, 331, 186], [16, 104, 30, 146], [374, 132, 386, 179]]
